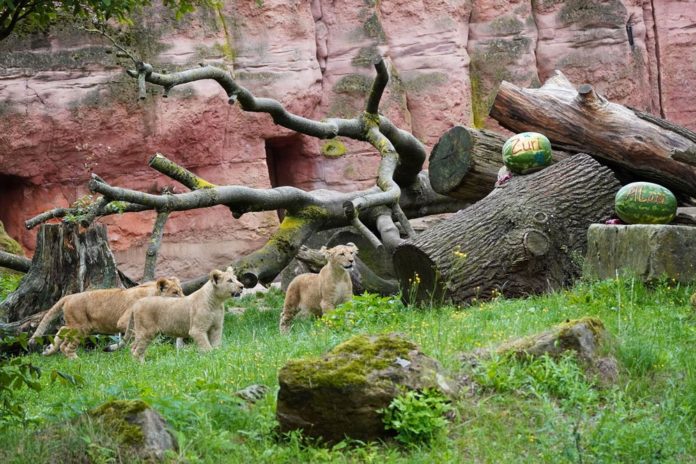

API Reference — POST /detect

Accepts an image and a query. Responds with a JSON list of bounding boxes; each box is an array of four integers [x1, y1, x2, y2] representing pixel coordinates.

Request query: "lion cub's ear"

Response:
[[209, 269, 224, 284], [346, 242, 358, 253], [156, 278, 168, 293], [225, 266, 236, 275], [319, 246, 328, 258]]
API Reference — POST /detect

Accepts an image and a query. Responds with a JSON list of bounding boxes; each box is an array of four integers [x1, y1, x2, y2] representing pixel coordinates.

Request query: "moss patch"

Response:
[[335, 74, 373, 95], [558, 0, 626, 28], [280, 333, 417, 389], [490, 16, 524, 35], [321, 139, 347, 158], [0, 221, 23, 256], [89, 400, 149, 445], [351, 46, 381, 68]]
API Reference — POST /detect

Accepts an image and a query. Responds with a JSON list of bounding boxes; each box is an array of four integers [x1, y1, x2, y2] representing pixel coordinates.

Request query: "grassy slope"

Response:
[[0, 274, 694, 463]]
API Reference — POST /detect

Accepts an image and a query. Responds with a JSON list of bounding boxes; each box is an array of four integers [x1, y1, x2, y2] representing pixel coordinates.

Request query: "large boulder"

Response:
[[276, 333, 458, 443]]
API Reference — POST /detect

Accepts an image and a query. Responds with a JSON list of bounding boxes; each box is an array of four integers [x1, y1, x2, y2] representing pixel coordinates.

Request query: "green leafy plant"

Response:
[[0, 333, 83, 427], [318, 293, 407, 332], [0, 357, 42, 425], [0, 271, 22, 301], [379, 388, 452, 446], [474, 353, 598, 408]]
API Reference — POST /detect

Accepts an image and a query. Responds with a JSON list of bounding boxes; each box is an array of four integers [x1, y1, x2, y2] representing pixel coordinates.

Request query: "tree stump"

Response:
[[0, 223, 122, 324], [393, 154, 620, 305], [585, 224, 696, 283]]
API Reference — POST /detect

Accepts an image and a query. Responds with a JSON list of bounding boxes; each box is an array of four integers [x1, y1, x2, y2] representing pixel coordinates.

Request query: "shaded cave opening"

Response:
[[265, 135, 316, 221]]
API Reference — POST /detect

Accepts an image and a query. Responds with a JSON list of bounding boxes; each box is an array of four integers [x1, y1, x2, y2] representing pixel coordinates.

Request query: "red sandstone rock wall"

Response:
[[0, 0, 694, 280]]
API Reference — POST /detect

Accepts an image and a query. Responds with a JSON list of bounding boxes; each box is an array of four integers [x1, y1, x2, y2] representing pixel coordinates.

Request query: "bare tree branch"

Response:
[[0, 251, 31, 273], [365, 58, 388, 115], [142, 210, 170, 281]]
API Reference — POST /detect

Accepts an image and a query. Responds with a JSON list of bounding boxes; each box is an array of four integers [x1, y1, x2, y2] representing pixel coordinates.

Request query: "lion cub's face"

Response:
[[209, 267, 244, 298], [156, 277, 185, 297], [324, 243, 358, 270]]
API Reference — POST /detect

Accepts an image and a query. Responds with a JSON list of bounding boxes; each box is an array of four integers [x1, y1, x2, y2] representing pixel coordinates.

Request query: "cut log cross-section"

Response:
[[490, 71, 696, 198], [393, 154, 620, 305], [428, 126, 570, 201]]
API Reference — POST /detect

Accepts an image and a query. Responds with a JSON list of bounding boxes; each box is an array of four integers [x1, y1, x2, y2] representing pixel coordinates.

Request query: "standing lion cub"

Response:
[[279, 243, 358, 333], [29, 277, 184, 359], [130, 267, 243, 362]]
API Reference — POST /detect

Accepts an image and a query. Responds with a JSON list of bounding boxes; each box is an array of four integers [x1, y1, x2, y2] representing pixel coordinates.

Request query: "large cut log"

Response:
[[0, 223, 123, 324], [428, 126, 569, 201], [393, 154, 620, 305], [490, 71, 696, 198]]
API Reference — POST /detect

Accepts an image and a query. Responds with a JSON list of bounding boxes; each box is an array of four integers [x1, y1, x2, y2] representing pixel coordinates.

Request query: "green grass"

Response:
[[0, 276, 695, 463]]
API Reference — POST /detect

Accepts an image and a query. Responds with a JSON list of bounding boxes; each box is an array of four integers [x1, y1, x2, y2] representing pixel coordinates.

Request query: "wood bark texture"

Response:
[[393, 154, 620, 305], [490, 71, 696, 197], [428, 126, 569, 200], [0, 223, 123, 323]]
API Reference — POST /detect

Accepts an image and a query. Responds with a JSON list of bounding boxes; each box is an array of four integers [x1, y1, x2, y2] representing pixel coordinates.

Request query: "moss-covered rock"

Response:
[[0, 221, 23, 256], [497, 317, 608, 361], [276, 333, 458, 442], [89, 400, 177, 460]]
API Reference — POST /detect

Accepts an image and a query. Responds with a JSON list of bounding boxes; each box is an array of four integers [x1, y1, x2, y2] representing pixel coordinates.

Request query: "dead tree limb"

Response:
[[0, 251, 31, 272], [142, 210, 170, 281], [25, 201, 149, 229], [490, 70, 696, 197], [88, 172, 467, 287]]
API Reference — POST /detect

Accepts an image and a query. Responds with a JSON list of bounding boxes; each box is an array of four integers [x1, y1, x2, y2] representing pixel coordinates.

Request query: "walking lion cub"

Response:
[[279, 243, 358, 333], [130, 267, 243, 362], [29, 277, 184, 359]]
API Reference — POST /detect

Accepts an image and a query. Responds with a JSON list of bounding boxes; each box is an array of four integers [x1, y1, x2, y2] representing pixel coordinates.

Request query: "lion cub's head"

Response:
[[155, 277, 185, 297], [322, 243, 358, 271], [209, 267, 244, 298]]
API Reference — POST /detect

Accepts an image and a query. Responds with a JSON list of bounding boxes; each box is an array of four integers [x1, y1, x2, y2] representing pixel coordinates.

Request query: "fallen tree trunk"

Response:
[[490, 71, 696, 198], [0, 223, 123, 323], [428, 126, 570, 200], [393, 154, 620, 305]]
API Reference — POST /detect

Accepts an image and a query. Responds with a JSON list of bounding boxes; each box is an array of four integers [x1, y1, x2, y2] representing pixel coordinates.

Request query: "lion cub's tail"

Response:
[[29, 298, 67, 343]]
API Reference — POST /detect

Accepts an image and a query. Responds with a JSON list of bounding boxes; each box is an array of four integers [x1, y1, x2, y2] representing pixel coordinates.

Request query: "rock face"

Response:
[[585, 224, 696, 282], [276, 333, 458, 443], [0, 0, 694, 279]]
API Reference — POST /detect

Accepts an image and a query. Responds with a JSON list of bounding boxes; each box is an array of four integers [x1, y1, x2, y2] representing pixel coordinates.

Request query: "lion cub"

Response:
[[29, 278, 184, 359], [280, 243, 358, 333], [130, 267, 243, 362]]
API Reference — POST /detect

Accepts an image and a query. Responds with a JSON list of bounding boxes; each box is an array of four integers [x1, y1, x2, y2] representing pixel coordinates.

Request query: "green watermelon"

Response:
[[502, 132, 553, 174], [614, 182, 677, 224]]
